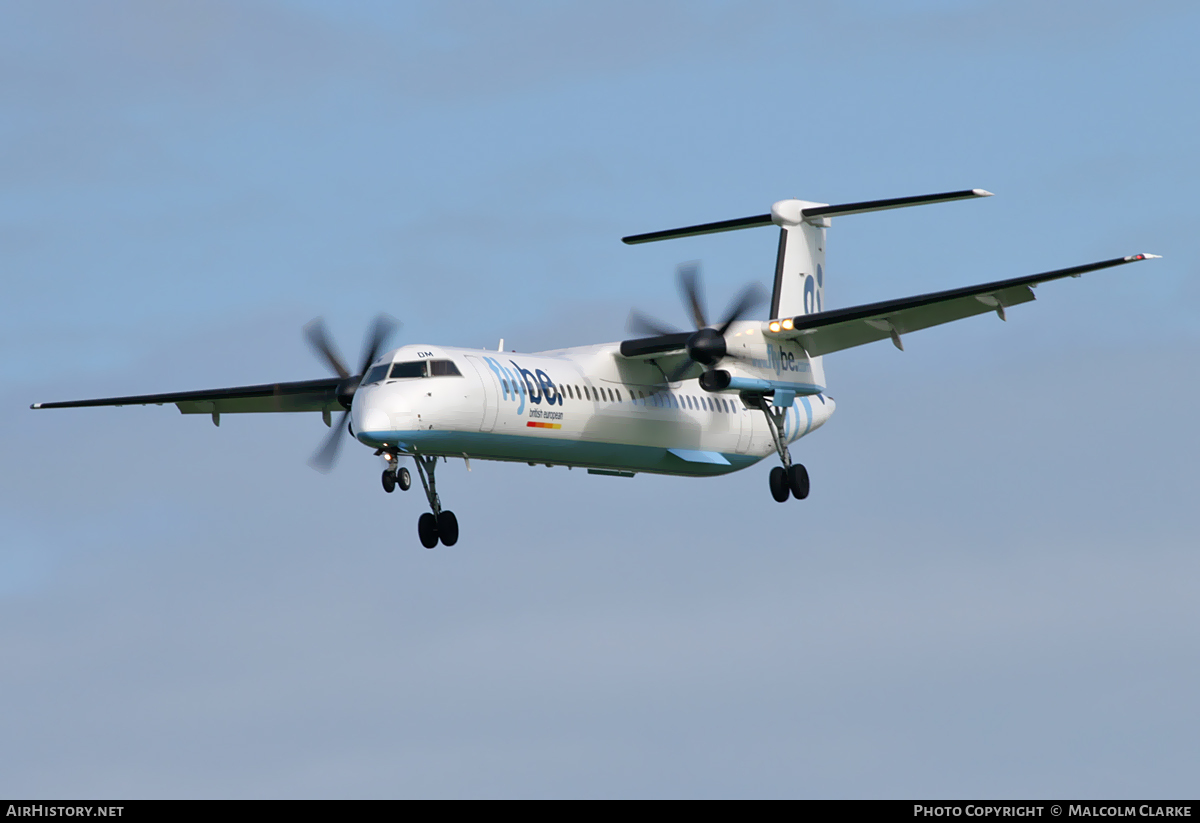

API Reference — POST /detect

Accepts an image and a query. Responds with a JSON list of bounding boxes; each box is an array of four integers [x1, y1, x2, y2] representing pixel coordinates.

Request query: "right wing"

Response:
[[770, 254, 1160, 356]]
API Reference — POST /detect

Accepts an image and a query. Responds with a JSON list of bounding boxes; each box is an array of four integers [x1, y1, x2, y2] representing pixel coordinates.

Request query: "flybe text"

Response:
[[752, 344, 810, 377], [482, 357, 562, 416]]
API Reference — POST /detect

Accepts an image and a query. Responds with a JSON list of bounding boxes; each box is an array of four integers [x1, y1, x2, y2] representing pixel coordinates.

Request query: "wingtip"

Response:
[[30, 403, 41, 409], [1126, 253, 1163, 261], [972, 189, 994, 197]]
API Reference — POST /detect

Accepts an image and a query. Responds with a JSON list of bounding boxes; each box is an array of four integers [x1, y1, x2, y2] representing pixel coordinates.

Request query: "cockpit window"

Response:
[[363, 364, 390, 385], [429, 359, 462, 377], [389, 361, 427, 379]]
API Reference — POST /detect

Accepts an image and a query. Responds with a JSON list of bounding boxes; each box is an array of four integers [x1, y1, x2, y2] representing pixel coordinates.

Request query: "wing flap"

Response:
[[794, 284, 1035, 356]]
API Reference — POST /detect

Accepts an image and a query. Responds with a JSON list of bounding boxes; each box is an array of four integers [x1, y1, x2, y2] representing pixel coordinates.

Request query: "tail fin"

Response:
[[622, 188, 992, 320], [769, 200, 826, 319]]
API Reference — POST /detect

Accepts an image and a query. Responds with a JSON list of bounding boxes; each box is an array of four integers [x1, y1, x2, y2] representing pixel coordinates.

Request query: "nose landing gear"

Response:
[[381, 464, 411, 493]]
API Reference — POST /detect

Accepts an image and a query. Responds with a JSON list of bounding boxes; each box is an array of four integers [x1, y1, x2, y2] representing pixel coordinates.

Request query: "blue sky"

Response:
[[2, 0, 1198, 798]]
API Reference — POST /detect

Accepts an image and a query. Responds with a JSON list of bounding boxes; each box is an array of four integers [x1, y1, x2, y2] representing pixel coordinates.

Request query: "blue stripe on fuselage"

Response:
[[357, 428, 761, 477]]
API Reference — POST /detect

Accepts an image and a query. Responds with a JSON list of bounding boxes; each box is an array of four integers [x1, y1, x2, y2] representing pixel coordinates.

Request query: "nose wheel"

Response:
[[412, 454, 460, 547], [381, 465, 412, 493]]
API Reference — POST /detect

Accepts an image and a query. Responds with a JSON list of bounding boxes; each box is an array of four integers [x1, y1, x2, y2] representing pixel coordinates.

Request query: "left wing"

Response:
[[32, 377, 341, 419], [769, 254, 1160, 356]]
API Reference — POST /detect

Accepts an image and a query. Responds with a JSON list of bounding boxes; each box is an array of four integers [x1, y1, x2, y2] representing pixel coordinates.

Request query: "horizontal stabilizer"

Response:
[[800, 189, 992, 219], [621, 189, 992, 245], [623, 214, 773, 245]]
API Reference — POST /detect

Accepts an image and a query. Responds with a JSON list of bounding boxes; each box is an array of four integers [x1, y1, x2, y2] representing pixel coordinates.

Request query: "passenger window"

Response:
[[389, 361, 427, 379]]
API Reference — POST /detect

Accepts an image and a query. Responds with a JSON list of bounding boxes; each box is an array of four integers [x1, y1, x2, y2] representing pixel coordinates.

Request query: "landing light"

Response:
[[781, 318, 794, 330], [769, 321, 781, 333]]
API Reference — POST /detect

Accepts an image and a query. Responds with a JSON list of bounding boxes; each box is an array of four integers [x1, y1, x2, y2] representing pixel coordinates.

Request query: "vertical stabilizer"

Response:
[[769, 199, 828, 320]]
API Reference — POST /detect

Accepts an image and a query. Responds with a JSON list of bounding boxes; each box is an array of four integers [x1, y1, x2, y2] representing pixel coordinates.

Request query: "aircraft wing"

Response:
[[31, 377, 342, 417], [772, 254, 1159, 356]]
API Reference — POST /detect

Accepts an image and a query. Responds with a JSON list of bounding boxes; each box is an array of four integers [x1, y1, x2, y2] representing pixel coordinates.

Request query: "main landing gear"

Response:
[[412, 454, 458, 549], [379, 453, 456, 547], [754, 395, 810, 503]]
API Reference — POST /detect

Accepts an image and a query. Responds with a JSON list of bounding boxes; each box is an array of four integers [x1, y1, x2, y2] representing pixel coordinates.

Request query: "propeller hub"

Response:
[[686, 327, 726, 367], [336, 376, 361, 410]]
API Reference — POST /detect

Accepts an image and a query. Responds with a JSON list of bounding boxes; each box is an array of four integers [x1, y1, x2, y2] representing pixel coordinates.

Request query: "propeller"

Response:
[[304, 313, 399, 472], [627, 262, 765, 386]]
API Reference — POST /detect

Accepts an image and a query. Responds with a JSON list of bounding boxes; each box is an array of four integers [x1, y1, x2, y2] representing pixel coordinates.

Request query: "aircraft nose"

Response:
[[351, 388, 392, 441], [357, 407, 390, 433]]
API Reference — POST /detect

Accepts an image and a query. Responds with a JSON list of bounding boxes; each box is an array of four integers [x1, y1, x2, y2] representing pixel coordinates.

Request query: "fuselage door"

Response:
[[464, 355, 499, 432], [734, 396, 752, 453]]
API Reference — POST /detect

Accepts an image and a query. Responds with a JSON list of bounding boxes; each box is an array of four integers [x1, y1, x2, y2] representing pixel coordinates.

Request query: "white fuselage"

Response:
[[351, 325, 835, 478]]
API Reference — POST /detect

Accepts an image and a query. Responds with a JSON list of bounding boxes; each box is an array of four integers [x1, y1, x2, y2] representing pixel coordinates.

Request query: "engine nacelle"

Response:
[[699, 369, 731, 392]]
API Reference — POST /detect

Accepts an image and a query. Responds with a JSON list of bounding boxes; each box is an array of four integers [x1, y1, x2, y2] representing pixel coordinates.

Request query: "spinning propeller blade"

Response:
[[304, 313, 400, 472], [627, 309, 682, 338], [629, 262, 765, 385]]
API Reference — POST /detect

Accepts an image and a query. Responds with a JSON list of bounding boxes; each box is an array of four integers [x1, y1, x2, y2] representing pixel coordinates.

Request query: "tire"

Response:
[[787, 464, 810, 500], [397, 466, 411, 491], [418, 512, 439, 549], [769, 466, 790, 502], [381, 469, 396, 493], [437, 511, 459, 547]]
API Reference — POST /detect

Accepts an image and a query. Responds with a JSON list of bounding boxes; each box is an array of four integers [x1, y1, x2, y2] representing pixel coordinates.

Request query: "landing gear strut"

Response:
[[413, 454, 458, 548], [751, 394, 810, 503]]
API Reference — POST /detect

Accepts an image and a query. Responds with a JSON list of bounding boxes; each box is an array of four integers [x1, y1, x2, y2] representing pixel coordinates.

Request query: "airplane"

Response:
[[31, 189, 1159, 549]]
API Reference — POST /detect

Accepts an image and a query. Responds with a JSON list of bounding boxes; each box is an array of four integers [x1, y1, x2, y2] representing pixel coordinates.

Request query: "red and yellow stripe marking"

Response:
[[526, 421, 562, 429]]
